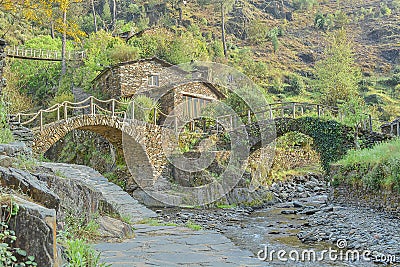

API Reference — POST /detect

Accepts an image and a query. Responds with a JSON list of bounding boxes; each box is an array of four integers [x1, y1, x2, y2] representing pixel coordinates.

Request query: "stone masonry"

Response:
[[92, 57, 224, 119]]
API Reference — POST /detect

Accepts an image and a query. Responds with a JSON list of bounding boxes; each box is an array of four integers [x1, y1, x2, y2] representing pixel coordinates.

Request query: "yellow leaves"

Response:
[[53, 18, 86, 42], [1, 0, 85, 42]]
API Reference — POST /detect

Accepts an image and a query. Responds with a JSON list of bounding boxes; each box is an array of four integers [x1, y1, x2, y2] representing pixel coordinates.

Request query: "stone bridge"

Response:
[[12, 96, 390, 191]]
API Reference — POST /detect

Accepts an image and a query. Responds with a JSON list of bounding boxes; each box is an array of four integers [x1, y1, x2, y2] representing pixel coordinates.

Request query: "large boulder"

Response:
[[7, 196, 58, 267], [0, 167, 60, 210]]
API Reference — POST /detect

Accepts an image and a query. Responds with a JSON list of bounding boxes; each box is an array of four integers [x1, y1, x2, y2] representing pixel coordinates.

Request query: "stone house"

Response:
[[92, 57, 224, 120]]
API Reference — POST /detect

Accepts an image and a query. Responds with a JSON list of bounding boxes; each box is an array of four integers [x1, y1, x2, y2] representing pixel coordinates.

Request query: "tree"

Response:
[[219, 0, 234, 58], [52, 0, 85, 76], [91, 0, 98, 32], [314, 29, 361, 106], [102, 0, 111, 29]]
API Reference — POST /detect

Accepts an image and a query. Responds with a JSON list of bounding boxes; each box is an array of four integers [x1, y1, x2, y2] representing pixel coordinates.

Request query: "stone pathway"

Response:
[[95, 224, 263, 267], [41, 162, 156, 222], [42, 163, 263, 266]]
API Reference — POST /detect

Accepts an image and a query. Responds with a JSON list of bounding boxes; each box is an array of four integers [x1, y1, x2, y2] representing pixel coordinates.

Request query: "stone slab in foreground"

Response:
[[95, 224, 263, 267]]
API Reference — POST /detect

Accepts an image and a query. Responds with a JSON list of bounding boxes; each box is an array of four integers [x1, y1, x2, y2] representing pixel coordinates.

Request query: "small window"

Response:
[[148, 75, 159, 86]]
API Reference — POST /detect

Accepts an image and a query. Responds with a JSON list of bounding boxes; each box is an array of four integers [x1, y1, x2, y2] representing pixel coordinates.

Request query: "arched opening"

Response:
[[39, 119, 155, 195]]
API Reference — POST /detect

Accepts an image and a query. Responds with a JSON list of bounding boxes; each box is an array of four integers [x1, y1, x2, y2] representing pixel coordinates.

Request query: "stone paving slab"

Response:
[[95, 225, 265, 267]]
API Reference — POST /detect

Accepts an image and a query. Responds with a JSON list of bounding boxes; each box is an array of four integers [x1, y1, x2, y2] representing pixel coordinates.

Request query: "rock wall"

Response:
[[333, 184, 400, 214], [0, 39, 5, 95]]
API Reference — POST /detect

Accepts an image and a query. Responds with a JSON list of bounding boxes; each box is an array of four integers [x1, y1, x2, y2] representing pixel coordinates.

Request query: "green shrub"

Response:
[[108, 44, 140, 63], [64, 239, 108, 267], [285, 73, 305, 95], [335, 139, 400, 192]]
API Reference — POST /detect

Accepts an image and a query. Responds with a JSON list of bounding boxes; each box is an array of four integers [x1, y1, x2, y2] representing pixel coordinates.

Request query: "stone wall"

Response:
[[92, 58, 175, 99], [332, 184, 400, 214], [0, 39, 6, 95]]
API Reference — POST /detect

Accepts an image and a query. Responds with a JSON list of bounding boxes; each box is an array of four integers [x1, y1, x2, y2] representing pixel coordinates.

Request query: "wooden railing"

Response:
[[12, 97, 377, 134], [381, 119, 400, 136], [212, 102, 375, 133], [5, 46, 85, 61]]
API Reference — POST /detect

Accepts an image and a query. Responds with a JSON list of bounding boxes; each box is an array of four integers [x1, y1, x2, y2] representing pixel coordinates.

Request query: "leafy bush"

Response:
[[108, 44, 140, 63], [285, 73, 305, 95], [50, 91, 75, 106], [248, 19, 269, 44]]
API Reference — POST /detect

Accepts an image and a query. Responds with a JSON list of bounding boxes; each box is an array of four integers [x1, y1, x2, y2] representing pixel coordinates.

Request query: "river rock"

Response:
[[0, 155, 15, 167], [97, 216, 134, 241]]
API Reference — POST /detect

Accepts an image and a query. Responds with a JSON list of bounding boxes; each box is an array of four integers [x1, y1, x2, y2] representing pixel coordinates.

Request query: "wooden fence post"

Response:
[[90, 97, 94, 115], [292, 103, 296, 118], [64, 103, 68, 120], [369, 114, 372, 132]]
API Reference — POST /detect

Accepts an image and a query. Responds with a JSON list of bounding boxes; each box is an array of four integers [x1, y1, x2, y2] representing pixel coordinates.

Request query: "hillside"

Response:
[[1, 0, 400, 120]]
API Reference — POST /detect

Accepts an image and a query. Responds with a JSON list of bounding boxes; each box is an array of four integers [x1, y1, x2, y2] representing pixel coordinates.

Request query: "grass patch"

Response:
[[334, 138, 400, 191], [63, 238, 110, 267], [58, 212, 109, 267], [185, 220, 202, 231], [216, 204, 237, 209]]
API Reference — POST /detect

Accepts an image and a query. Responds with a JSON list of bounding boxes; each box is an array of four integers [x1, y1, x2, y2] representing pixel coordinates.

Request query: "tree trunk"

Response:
[[61, 10, 67, 77], [178, 7, 182, 25], [91, 0, 98, 32], [112, 0, 117, 30], [221, 2, 227, 58], [50, 21, 55, 39]]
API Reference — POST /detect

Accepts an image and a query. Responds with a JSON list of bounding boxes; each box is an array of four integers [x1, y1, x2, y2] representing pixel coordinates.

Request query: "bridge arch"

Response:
[[34, 114, 159, 185]]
